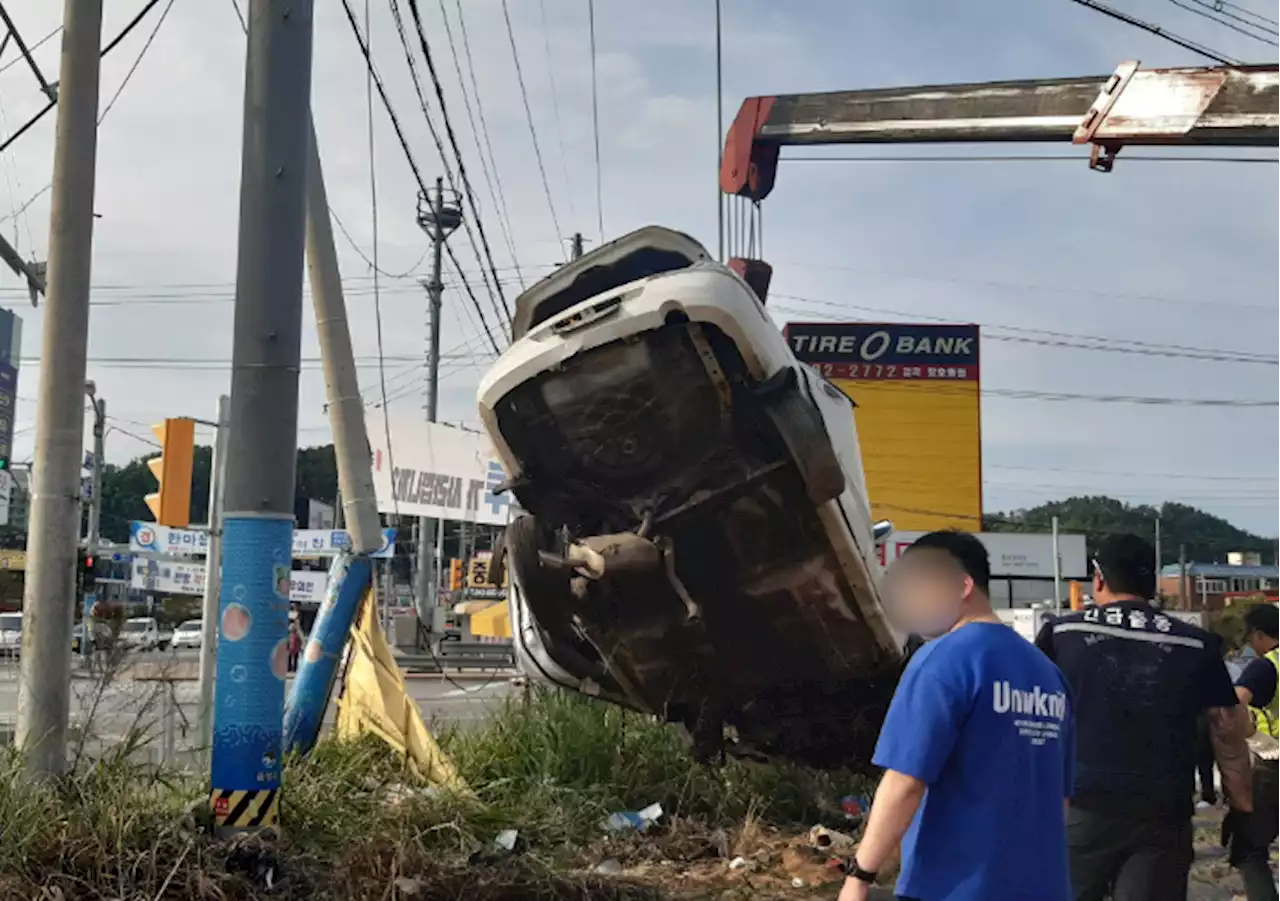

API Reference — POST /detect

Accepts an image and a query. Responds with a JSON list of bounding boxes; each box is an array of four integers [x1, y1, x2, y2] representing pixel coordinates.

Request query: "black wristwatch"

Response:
[[842, 859, 878, 883]]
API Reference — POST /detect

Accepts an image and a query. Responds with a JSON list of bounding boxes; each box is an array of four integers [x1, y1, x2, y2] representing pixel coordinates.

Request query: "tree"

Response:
[[984, 496, 1275, 567], [96, 444, 339, 544]]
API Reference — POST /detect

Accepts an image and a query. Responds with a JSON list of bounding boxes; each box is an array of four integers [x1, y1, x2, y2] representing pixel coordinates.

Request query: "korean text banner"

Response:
[[786, 321, 982, 533], [368, 419, 511, 526], [131, 522, 211, 557]]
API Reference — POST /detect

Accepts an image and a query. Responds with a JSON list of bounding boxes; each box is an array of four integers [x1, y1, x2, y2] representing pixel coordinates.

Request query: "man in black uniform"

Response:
[[1035, 533, 1254, 901]]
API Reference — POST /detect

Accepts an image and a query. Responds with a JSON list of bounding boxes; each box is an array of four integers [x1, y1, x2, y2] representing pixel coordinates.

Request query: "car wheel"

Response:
[[761, 371, 845, 504]]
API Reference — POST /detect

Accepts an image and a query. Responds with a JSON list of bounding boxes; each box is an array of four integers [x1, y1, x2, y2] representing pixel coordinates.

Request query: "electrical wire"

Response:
[[402, 0, 513, 331], [588, 0, 603, 245], [501, 0, 564, 253], [538, 0, 577, 223], [0, 23, 58, 76], [1166, 0, 1279, 45], [772, 298, 1278, 365], [329, 204, 431, 279], [0, 0, 169, 155], [1216, 0, 1279, 28], [338, 0, 502, 355], [384, 0, 508, 335], [1064, 0, 1240, 65], [436, 0, 524, 290]]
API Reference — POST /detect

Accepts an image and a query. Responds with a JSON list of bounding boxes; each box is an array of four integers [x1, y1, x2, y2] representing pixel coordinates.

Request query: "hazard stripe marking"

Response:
[[211, 788, 280, 828]]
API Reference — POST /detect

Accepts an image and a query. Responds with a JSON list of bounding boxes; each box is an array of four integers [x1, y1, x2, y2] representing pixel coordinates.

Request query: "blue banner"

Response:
[[210, 515, 294, 793], [283, 552, 373, 755]]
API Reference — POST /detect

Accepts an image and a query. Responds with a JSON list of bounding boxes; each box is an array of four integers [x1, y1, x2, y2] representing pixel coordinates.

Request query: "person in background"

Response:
[[287, 620, 302, 673], [1225, 603, 1278, 901], [838, 530, 1074, 901], [1035, 534, 1253, 901], [1195, 712, 1218, 809]]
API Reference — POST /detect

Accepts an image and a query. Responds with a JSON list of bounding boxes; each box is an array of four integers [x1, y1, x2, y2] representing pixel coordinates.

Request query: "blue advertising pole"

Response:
[[210, 0, 314, 835], [283, 552, 373, 753]]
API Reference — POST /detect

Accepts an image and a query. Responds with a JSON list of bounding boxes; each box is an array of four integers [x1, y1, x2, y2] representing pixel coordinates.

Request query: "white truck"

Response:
[[478, 226, 905, 768]]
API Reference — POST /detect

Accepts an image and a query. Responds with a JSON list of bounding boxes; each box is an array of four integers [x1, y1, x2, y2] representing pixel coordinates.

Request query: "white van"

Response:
[[118, 616, 161, 652]]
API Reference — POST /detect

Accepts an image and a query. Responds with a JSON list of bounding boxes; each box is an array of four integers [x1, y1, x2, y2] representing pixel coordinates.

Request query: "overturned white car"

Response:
[[477, 227, 906, 768]]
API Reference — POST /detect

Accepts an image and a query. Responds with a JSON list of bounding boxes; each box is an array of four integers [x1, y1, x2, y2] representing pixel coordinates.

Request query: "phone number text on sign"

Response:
[[812, 363, 976, 381]]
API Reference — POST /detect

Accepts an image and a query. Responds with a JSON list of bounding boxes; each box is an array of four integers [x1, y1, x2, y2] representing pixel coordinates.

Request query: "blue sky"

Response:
[[0, 0, 1275, 534]]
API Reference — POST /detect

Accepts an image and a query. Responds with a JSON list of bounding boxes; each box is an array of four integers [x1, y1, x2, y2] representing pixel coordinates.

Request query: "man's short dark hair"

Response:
[[1244, 603, 1279, 640], [906, 530, 991, 593], [1094, 533, 1156, 599]]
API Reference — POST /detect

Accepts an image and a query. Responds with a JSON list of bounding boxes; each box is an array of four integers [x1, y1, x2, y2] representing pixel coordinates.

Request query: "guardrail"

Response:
[[396, 640, 515, 673]]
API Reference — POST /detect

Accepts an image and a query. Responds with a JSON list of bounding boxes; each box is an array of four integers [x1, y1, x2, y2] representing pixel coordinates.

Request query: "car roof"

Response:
[[125, 616, 155, 623], [510, 225, 709, 341]]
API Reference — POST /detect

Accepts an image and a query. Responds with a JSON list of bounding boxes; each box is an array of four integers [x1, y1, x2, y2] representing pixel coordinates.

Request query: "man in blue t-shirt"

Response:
[[839, 530, 1074, 901]]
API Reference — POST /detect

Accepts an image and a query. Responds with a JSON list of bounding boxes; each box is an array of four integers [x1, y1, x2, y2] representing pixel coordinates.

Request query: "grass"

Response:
[[0, 688, 874, 900]]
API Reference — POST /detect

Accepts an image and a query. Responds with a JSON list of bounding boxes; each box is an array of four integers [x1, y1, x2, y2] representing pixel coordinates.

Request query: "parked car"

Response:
[[0, 612, 21, 658], [477, 226, 904, 769], [171, 619, 203, 650], [117, 616, 162, 652]]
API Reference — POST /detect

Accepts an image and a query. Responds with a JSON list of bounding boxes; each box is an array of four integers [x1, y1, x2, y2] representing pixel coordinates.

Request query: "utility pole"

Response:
[[84, 384, 104, 556], [413, 179, 461, 622], [1153, 514, 1162, 600], [17, 0, 103, 780], [570, 232, 585, 261], [196, 394, 229, 759], [1178, 543, 1188, 611], [1051, 515, 1062, 616], [210, 0, 314, 834]]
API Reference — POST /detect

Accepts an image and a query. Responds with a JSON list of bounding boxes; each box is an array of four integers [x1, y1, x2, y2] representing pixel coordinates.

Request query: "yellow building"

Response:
[[785, 322, 982, 533]]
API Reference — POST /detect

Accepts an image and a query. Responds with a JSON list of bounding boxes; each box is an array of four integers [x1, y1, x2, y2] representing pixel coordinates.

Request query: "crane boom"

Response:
[[721, 62, 1279, 201]]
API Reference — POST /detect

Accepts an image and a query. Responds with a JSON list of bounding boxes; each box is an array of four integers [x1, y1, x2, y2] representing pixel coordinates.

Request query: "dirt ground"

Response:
[[572, 809, 1276, 901]]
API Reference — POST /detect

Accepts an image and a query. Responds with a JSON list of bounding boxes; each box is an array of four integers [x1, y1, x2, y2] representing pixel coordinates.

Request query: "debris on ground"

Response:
[[603, 802, 664, 833]]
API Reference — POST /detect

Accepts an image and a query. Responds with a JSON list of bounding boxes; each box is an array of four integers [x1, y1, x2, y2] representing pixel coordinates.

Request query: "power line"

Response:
[[538, 0, 577, 223], [0, 0, 169, 155], [1215, 0, 1279, 29], [588, 0, 603, 245], [384, 0, 508, 335], [1166, 0, 1279, 45], [100, 0, 178, 121], [772, 299, 1278, 365], [1064, 0, 1240, 65], [844, 379, 1275, 407], [436, 0, 524, 290], [402, 0, 513, 330], [770, 260, 1275, 313], [986, 463, 1277, 482], [337, 0, 502, 355], [501, 0, 564, 253], [0, 23, 59, 76]]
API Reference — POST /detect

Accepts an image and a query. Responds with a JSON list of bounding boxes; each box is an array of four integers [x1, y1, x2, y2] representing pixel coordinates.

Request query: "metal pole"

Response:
[[714, 0, 724, 262], [210, 0, 314, 834], [571, 232, 585, 260], [86, 396, 104, 556], [17, 0, 103, 780], [1154, 514, 1162, 601], [1051, 515, 1062, 616], [196, 394, 229, 758], [1178, 543, 1188, 610], [415, 178, 447, 622]]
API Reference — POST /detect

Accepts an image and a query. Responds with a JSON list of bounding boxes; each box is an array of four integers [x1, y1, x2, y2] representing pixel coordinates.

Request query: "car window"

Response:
[[180, 620, 201, 630], [122, 621, 151, 633], [0, 614, 21, 631]]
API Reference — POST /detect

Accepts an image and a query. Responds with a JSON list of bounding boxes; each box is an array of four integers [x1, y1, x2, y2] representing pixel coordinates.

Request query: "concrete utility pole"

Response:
[[84, 384, 104, 556], [413, 179, 462, 620], [1051, 515, 1062, 616], [570, 232, 585, 261], [196, 394, 229, 759], [210, 0, 314, 834], [1178, 543, 1188, 610], [17, 0, 103, 780], [1154, 514, 1162, 596]]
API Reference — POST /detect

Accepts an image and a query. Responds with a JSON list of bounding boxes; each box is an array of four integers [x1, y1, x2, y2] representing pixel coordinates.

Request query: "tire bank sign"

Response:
[[785, 322, 982, 533]]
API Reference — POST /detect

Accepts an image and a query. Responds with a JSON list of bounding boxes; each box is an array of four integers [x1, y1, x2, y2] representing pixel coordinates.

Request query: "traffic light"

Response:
[[145, 418, 195, 527], [448, 558, 464, 590], [79, 553, 97, 592]]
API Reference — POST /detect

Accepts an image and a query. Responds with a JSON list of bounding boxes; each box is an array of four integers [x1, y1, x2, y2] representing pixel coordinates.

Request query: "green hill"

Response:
[[984, 496, 1275, 567]]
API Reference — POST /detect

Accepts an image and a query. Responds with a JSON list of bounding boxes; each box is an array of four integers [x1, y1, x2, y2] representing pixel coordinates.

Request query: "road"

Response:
[[0, 648, 517, 762]]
